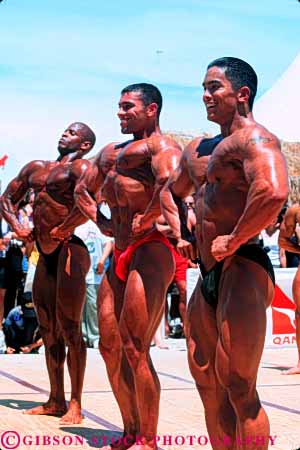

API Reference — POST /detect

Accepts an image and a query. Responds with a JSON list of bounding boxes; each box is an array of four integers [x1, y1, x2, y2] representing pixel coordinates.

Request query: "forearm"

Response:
[[230, 183, 286, 246], [279, 237, 300, 254], [141, 183, 164, 225], [31, 338, 43, 349], [57, 206, 88, 234], [156, 222, 174, 237], [160, 185, 182, 241], [279, 249, 287, 267], [99, 240, 114, 263], [0, 198, 24, 235], [74, 185, 98, 223]]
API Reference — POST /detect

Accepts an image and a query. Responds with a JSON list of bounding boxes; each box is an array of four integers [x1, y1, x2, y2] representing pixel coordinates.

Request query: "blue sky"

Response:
[[0, 0, 299, 189]]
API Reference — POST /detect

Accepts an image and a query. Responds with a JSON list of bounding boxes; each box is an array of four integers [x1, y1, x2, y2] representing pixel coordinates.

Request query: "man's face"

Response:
[[184, 196, 195, 210], [117, 91, 150, 134], [58, 123, 84, 155], [202, 66, 238, 125]]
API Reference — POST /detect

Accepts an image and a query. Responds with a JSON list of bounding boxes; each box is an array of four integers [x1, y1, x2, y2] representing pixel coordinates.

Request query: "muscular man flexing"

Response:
[[52, 84, 181, 450], [161, 58, 289, 449], [0, 122, 95, 424]]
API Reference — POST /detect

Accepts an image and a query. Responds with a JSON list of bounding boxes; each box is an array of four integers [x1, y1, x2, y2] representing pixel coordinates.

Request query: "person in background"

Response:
[[279, 203, 300, 375], [75, 219, 114, 348], [3, 291, 43, 354]]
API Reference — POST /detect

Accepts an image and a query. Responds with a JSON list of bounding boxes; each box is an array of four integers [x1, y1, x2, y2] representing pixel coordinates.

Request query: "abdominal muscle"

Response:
[[102, 172, 156, 251], [33, 191, 71, 254]]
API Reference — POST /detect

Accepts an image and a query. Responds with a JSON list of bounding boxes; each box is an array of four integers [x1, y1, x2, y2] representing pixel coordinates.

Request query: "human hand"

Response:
[[132, 213, 154, 235], [96, 261, 104, 274], [50, 227, 71, 242], [176, 238, 196, 260], [6, 347, 16, 354], [20, 345, 32, 353], [211, 235, 237, 261], [15, 227, 34, 242]]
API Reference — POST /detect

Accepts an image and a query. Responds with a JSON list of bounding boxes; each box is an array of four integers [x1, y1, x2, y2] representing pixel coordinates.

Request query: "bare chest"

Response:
[[44, 165, 75, 204], [27, 162, 58, 191], [116, 141, 154, 186], [207, 143, 245, 185], [102, 169, 152, 208]]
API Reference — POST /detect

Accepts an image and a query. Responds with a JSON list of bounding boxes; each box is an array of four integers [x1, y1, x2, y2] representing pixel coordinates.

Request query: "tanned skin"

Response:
[[160, 64, 289, 450], [279, 204, 300, 375], [51, 89, 181, 450], [0, 123, 94, 424]]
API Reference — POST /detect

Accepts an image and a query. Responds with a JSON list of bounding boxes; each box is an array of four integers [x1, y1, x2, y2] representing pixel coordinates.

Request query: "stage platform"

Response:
[[0, 340, 299, 450]]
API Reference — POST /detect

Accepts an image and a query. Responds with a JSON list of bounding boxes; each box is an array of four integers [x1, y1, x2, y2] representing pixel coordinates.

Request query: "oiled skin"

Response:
[[160, 65, 289, 450], [0, 123, 94, 424]]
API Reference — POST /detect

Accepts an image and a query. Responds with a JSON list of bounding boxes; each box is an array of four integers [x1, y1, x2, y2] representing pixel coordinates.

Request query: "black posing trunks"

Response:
[[196, 134, 223, 158], [36, 235, 87, 277], [201, 244, 275, 310]]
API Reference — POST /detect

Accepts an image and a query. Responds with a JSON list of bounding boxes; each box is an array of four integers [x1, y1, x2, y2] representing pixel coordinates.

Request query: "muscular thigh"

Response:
[[56, 243, 90, 323], [216, 256, 274, 386], [292, 265, 300, 309], [97, 264, 125, 348], [120, 242, 174, 346], [186, 275, 218, 382], [32, 256, 57, 332]]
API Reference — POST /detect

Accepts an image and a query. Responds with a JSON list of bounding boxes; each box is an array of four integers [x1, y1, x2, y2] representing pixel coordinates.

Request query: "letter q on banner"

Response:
[[266, 268, 297, 348]]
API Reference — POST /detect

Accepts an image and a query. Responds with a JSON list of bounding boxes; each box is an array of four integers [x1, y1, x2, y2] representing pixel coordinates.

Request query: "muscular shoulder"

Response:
[[94, 142, 120, 164], [181, 137, 205, 165], [183, 137, 202, 155], [240, 124, 281, 156], [70, 158, 93, 177], [148, 134, 182, 156], [17, 160, 49, 179]]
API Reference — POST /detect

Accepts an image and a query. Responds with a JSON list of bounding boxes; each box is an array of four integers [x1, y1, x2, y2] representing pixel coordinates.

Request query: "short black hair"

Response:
[[207, 57, 258, 110], [121, 83, 162, 117], [75, 122, 96, 148]]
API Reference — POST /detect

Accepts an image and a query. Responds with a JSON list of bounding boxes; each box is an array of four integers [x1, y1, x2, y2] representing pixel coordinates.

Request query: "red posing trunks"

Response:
[[114, 230, 174, 282], [172, 247, 189, 283]]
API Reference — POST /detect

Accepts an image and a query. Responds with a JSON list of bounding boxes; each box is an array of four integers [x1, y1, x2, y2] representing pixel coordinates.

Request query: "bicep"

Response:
[[151, 148, 181, 185], [244, 141, 288, 192], [76, 164, 103, 196]]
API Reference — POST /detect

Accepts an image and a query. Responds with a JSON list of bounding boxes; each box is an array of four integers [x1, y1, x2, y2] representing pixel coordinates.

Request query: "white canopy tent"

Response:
[[254, 53, 300, 142]]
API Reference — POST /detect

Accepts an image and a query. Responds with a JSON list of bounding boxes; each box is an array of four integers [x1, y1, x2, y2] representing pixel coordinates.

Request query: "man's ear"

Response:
[[237, 86, 250, 116], [237, 86, 250, 106], [80, 141, 93, 152], [146, 102, 158, 118]]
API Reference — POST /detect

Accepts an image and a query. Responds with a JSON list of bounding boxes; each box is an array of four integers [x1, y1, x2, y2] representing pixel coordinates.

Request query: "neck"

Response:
[[57, 150, 83, 163], [220, 111, 255, 137], [133, 123, 161, 140]]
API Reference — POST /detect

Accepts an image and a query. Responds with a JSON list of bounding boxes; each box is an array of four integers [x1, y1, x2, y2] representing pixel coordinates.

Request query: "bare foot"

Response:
[[23, 400, 67, 416], [281, 365, 300, 375], [59, 399, 83, 425]]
